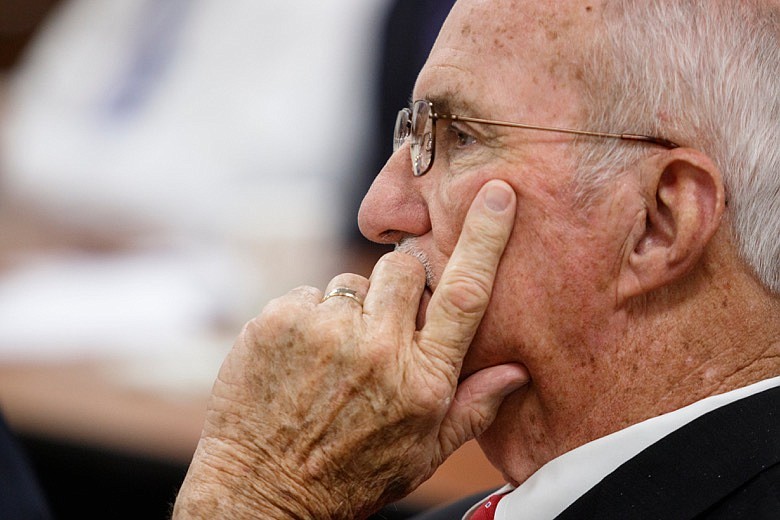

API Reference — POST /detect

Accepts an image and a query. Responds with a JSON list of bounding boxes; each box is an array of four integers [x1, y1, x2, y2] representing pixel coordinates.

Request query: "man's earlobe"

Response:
[[619, 149, 726, 301]]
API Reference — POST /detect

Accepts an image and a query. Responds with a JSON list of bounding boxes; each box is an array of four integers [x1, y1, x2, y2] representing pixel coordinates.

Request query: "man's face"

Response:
[[358, 0, 634, 482]]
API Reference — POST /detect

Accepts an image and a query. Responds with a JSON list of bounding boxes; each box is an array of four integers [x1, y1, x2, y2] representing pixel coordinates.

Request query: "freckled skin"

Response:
[[397, 2, 632, 481], [168, 0, 780, 517], [171, 1, 779, 517], [367, 0, 632, 482], [359, 0, 780, 487]]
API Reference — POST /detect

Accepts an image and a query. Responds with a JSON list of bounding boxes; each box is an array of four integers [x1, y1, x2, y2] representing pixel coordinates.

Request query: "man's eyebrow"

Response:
[[424, 93, 508, 140], [423, 91, 473, 116], [426, 94, 471, 115]]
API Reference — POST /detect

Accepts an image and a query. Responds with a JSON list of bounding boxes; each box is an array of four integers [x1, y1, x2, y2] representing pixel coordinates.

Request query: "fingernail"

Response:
[[484, 182, 512, 212]]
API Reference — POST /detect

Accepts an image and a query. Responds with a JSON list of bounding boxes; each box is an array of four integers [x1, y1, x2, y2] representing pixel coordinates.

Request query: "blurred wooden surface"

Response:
[[0, 359, 503, 510]]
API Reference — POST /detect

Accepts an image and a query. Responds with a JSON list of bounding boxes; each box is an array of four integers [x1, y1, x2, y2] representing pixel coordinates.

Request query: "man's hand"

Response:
[[172, 180, 529, 519]]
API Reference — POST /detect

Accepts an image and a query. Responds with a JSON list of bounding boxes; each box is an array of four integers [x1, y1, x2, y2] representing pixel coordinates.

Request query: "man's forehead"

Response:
[[413, 0, 602, 116], [431, 0, 604, 64], [443, 0, 602, 37]]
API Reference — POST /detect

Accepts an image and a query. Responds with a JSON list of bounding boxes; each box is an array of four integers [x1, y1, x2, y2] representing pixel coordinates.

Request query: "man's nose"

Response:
[[357, 149, 431, 245]]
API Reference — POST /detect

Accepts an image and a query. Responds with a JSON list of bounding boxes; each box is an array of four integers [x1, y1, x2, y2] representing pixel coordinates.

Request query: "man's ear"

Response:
[[618, 149, 726, 301]]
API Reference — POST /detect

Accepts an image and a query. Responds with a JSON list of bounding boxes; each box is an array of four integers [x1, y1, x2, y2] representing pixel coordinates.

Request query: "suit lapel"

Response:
[[556, 386, 780, 519]]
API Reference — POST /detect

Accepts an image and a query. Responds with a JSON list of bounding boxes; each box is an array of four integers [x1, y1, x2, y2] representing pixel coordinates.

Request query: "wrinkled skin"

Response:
[[173, 181, 530, 519], [174, 0, 780, 517]]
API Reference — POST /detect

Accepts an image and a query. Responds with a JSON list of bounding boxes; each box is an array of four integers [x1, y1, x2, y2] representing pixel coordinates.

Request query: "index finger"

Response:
[[417, 179, 516, 364]]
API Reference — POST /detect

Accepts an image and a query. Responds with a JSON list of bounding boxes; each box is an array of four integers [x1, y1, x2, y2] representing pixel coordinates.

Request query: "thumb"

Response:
[[437, 363, 530, 458]]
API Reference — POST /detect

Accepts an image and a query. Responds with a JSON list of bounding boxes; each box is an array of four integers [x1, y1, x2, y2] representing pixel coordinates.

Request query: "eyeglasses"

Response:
[[393, 99, 680, 177]]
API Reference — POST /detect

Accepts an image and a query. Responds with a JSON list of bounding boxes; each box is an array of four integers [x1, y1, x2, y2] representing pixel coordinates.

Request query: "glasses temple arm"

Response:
[[444, 114, 679, 149]]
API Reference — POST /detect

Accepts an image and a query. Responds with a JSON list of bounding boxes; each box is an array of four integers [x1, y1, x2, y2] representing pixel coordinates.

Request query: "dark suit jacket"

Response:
[[0, 412, 52, 520], [414, 385, 780, 519]]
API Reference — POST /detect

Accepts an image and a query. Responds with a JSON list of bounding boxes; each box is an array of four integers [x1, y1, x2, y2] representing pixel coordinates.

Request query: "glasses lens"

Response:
[[411, 100, 433, 176], [393, 108, 411, 152]]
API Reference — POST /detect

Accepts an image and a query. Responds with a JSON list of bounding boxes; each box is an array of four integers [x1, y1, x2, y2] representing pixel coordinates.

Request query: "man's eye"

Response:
[[450, 125, 477, 148]]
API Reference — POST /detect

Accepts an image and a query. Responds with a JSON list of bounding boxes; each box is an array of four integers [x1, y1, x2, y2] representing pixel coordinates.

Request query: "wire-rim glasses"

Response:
[[393, 99, 679, 177]]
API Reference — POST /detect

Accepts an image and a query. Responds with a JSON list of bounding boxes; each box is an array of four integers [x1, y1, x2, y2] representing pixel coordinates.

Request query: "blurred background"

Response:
[[0, 1, 505, 518]]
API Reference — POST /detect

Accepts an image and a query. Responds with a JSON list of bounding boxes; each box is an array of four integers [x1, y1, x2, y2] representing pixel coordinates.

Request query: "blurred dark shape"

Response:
[[0, 0, 63, 70], [348, 0, 457, 245], [19, 434, 185, 520]]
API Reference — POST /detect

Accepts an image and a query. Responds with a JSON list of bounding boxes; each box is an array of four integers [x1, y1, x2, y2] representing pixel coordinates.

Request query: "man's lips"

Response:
[[416, 286, 433, 330]]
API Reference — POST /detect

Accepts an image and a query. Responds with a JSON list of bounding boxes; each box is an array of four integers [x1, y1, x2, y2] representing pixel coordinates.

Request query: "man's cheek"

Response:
[[438, 196, 485, 255]]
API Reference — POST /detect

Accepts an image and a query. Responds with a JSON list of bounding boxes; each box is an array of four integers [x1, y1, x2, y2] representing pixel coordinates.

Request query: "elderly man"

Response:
[[173, 0, 780, 518]]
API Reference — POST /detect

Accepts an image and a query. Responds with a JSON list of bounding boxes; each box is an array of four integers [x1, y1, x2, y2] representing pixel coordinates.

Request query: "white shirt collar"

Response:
[[462, 375, 780, 520]]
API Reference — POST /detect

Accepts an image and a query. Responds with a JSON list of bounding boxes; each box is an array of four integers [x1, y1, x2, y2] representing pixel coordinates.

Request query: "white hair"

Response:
[[574, 0, 780, 294]]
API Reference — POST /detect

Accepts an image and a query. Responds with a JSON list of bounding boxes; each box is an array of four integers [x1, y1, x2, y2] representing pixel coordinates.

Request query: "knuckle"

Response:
[[437, 270, 493, 318], [381, 251, 427, 277], [464, 217, 509, 254], [258, 298, 295, 331], [256, 285, 319, 335], [329, 272, 366, 287], [416, 339, 459, 380]]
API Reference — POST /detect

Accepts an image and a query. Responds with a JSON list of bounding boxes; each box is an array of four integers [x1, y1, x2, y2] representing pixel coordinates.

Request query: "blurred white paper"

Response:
[[1, 0, 389, 242], [0, 247, 242, 362]]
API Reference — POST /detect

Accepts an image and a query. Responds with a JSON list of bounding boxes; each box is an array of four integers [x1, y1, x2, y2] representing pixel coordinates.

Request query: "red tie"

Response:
[[470, 492, 507, 520]]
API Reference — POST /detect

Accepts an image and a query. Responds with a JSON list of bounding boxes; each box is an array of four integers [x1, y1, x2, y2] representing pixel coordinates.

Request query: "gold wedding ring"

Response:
[[321, 287, 362, 305]]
